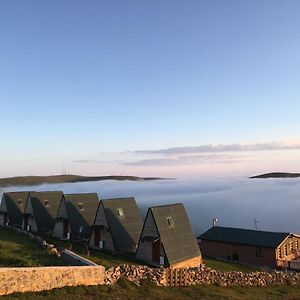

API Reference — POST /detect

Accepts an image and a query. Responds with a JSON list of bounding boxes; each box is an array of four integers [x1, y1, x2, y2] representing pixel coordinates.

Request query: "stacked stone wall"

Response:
[[105, 264, 300, 287]]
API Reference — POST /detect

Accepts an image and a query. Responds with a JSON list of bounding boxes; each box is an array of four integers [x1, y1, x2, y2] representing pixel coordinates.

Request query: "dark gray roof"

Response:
[[64, 193, 99, 239], [29, 191, 63, 232], [101, 197, 143, 251], [199, 226, 290, 248], [150, 203, 201, 266], [2, 192, 31, 227]]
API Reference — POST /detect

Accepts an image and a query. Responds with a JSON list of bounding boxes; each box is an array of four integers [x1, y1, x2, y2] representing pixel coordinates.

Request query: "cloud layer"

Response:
[[72, 139, 300, 168], [135, 140, 300, 155]]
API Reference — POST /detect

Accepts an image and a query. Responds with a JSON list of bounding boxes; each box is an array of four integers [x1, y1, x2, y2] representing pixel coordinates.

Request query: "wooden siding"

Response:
[[136, 210, 166, 266], [201, 234, 300, 268], [89, 203, 115, 252], [52, 199, 70, 239], [24, 196, 34, 215], [56, 199, 68, 219], [0, 197, 7, 225], [22, 197, 37, 232], [276, 235, 300, 263], [0, 212, 7, 226], [52, 219, 71, 239], [0, 195, 7, 212]]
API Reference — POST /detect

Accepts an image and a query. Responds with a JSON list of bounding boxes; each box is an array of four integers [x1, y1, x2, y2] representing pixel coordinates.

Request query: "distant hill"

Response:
[[250, 172, 300, 179], [0, 175, 163, 187]]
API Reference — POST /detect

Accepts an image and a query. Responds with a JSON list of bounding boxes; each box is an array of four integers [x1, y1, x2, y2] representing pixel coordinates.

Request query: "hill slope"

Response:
[[0, 175, 162, 187], [250, 172, 300, 179]]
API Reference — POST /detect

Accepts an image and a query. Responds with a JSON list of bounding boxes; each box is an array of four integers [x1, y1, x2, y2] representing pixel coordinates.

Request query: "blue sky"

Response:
[[1, 1, 300, 177]]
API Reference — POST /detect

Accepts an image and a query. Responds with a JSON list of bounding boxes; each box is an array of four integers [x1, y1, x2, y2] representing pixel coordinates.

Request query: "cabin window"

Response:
[[44, 200, 49, 207], [117, 208, 124, 217], [78, 203, 85, 211], [255, 247, 262, 258], [284, 245, 288, 256], [296, 240, 299, 249], [167, 216, 175, 227], [17, 199, 23, 206]]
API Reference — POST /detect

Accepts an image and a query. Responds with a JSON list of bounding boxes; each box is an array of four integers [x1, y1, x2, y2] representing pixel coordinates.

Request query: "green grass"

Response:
[[3, 278, 300, 300], [0, 227, 66, 267], [0, 226, 275, 271], [2, 227, 300, 299], [39, 234, 138, 268], [203, 257, 262, 272]]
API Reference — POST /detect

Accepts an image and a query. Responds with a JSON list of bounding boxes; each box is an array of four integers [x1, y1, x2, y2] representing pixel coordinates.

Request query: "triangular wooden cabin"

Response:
[[53, 193, 99, 241], [136, 203, 202, 268], [0, 192, 31, 228], [89, 197, 143, 254], [23, 191, 63, 233]]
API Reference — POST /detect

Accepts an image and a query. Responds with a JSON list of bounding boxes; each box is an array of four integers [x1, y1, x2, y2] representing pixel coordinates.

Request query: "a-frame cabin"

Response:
[[136, 203, 202, 268], [0, 192, 31, 228], [23, 191, 63, 233], [53, 193, 99, 240], [89, 197, 143, 254]]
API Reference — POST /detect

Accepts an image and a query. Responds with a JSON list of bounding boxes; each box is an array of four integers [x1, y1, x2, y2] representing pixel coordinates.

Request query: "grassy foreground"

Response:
[[42, 234, 261, 271], [2, 227, 300, 299], [0, 227, 65, 267], [3, 278, 300, 300]]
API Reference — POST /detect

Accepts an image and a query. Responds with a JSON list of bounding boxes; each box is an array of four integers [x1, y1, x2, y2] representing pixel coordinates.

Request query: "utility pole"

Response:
[[213, 218, 218, 227], [254, 218, 258, 230]]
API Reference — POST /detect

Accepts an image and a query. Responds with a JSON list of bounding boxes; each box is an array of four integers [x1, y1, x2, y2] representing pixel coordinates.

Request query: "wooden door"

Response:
[[94, 228, 101, 247], [152, 239, 161, 263], [63, 220, 68, 238], [3, 213, 7, 225], [23, 215, 28, 228]]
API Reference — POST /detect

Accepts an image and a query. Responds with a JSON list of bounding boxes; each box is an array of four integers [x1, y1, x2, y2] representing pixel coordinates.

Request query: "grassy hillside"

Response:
[[1, 227, 300, 299], [4, 279, 300, 300], [0, 227, 66, 267], [0, 174, 163, 187], [0, 227, 263, 270], [250, 172, 300, 179]]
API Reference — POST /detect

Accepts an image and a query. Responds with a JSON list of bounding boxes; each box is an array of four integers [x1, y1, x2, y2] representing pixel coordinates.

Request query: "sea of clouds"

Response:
[[1, 177, 300, 236]]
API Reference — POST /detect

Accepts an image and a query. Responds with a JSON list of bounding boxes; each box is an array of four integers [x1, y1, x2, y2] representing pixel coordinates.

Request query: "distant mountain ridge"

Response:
[[0, 175, 163, 187], [250, 172, 300, 179]]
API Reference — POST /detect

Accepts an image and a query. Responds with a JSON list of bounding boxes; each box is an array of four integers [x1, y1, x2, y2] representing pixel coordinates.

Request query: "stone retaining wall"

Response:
[[0, 266, 105, 296], [172, 267, 300, 287], [2, 264, 300, 295], [105, 264, 300, 287]]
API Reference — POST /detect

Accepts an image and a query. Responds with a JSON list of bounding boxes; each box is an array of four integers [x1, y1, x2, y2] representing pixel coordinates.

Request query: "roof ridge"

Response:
[[212, 226, 290, 235], [64, 192, 98, 196], [101, 196, 135, 201], [150, 203, 183, 209]]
